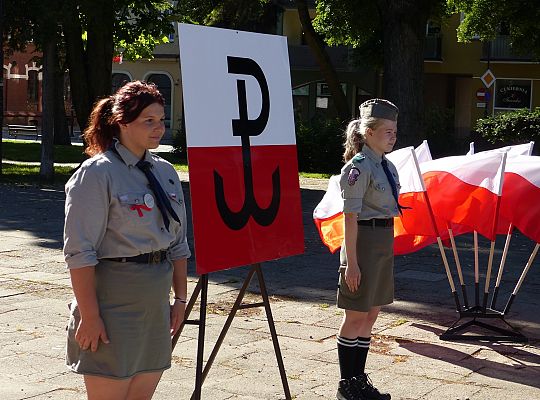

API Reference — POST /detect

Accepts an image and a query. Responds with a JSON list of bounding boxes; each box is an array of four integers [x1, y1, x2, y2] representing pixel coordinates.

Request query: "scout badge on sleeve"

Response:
[[348, 167, 360, 186]]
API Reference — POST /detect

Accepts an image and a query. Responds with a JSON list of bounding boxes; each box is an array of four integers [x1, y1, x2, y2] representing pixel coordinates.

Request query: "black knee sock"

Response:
[[337, 336, 358, 380], [355, 336, 371, 377]]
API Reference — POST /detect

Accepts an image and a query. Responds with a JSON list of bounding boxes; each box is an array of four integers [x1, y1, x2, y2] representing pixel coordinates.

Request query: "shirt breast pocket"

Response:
[[167, 191, 184, 227], [117, 192, 155, 227]]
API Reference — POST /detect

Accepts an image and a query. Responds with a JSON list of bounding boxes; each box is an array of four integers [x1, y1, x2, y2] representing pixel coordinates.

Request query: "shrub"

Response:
[[295, 116, 344, 174], [424, 106, 456, 156], [474, 108, 540, 146]]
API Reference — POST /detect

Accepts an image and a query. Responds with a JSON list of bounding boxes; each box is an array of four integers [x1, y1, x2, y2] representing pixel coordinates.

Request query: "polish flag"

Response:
[[500, 156, 540, 243], [466, 142, 534, 234], [387, 145, 452, 254], [420, 151, 506, 240], [467, 141, 534, 157], [313, 176, 344, 253]]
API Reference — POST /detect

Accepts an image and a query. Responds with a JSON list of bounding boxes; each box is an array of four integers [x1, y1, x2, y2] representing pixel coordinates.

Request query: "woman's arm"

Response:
[[69, 266, 109, 352], [170, 258, 188, 336], [344, 212, 361, 292]]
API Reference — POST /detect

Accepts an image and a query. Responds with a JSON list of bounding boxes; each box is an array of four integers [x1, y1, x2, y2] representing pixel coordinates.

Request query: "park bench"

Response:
[[7, 124, 41, 140]]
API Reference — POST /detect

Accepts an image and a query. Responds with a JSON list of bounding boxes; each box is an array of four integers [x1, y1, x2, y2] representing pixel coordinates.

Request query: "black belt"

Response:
[[358, 218, 394, 227], [103, 250, 168, 264]]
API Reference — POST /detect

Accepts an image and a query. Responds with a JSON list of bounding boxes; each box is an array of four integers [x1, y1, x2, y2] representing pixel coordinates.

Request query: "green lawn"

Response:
[[0, 162, 74, 184], [1, 139, 328, 181], [2, 140, 87, 163]]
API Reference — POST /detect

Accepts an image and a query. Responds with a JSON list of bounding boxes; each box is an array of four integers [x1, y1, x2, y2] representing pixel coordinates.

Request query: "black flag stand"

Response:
[[172, 263, 292, 400]]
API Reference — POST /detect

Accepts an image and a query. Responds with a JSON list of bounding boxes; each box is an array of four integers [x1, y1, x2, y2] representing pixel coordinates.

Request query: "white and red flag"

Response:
[[500, 155, 540, 243], [468, 141, 534, 157], [420, 151, 507, 241], [313, 176, 344, 253], [179, 24, 304, 273]]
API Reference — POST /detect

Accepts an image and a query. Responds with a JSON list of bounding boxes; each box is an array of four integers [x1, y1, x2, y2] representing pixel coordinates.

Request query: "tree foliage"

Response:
[[450, 0, 540, 59], [175, 0, 279, 33], [312, 0, 449, 146]]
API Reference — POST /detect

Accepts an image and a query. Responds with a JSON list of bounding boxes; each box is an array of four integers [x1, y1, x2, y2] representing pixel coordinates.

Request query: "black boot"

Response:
[[337, 378, 363, 400], [354, 373, 391, 400]]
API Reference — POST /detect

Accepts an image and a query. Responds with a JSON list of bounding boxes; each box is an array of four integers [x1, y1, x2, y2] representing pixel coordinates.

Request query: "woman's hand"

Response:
[[75, 315, 109, 352], [170, 299, 186, 336], [345, 264, 361, 292]]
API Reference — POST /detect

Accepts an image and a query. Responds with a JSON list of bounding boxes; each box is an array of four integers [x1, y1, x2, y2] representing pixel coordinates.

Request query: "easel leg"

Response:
[[172, 278, 203, 350], [254, 263, 292, 400], [193, 274, 208, 400], [200, 267, 257, 382]]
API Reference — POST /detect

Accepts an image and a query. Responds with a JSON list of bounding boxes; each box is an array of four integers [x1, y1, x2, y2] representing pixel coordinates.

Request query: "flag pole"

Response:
[[503, 243, 540, 315], [482, 152, 507, 311], [474, 231, 479, 307], [446, 223, 468, 308], [411, 149, 460, 311], [468, 144, 480, 308], [491, 224, 514, 309]]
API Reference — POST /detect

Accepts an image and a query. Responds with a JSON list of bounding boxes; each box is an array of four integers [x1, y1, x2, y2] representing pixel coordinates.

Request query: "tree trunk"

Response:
[[62, 0, 92, 136], [54, 68, 70, 145], [63, 0, 114, 136], [378, 0, 428, 147], [84, 1, 114, 102], [295, 0, 351, 123], [40, 35, 56, 181]]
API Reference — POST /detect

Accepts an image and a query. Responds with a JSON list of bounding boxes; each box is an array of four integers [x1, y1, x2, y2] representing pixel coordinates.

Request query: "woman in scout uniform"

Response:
[[335, 99, 400, 400], [63, 81, 190, 400]]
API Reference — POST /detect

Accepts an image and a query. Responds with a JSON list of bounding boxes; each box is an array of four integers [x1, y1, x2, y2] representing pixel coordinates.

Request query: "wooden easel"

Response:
[[172, 263, 291, 400]]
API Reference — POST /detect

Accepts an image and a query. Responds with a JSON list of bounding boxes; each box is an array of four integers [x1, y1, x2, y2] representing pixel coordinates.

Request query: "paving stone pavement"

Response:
[[0, 176, 539, 400]]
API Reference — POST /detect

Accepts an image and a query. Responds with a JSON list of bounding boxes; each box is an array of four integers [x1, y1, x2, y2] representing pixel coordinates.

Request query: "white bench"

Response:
[[7, 124, 41, 140]]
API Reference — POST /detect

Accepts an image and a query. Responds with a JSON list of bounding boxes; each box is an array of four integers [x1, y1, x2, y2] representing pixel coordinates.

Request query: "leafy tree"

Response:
[[175, 0, 279, 33], [450, 0, 540, 59], [314, 0, 449, 147], [62, 0, 174, 134]]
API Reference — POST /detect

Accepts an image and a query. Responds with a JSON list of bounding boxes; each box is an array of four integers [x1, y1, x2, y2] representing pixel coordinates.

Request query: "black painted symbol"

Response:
[[214, 56, 281, 230]]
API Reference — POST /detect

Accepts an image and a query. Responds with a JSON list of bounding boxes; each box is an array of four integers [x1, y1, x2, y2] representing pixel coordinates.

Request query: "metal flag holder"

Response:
[[439, 238, 539, 343], [172, 263, 292, 400], [439, 305, 528, 343]]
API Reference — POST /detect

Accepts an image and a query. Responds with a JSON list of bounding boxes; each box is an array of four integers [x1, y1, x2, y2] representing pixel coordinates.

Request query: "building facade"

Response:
[[3, 10, 539, 143]]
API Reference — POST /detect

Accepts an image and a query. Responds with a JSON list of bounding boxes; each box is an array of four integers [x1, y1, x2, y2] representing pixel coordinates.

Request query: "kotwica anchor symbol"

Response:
[[214, 56, 281, 230]]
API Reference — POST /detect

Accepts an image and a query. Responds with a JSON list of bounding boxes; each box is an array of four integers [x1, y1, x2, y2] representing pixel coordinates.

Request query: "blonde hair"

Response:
[[342, 116, 382, 162]]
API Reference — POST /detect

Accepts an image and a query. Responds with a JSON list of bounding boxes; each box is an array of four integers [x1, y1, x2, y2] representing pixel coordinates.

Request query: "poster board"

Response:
[[178, 24, 304, 274]]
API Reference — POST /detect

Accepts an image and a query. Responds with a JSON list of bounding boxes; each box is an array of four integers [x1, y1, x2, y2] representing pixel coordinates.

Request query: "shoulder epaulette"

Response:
[[352, 153, 365, 163]]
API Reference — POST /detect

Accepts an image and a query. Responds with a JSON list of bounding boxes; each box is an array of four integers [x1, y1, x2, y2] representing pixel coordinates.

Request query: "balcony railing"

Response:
[[424, 34, 442, 60], [482, 35, 533, 61]]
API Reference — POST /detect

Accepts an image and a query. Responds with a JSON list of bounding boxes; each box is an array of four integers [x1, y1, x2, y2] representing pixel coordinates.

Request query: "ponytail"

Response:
[[83, 96, 118, 157], [343, 119, 363, 162], [342, 116, 382, 162]]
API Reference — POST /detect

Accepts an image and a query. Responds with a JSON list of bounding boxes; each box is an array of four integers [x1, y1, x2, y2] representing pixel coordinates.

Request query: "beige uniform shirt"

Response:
[[339, 145, 400, 219], [63, 141, 191, 269]]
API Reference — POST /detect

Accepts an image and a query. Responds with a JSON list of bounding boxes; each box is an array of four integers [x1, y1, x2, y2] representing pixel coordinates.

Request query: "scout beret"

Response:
[[359, 98, 399, 121]]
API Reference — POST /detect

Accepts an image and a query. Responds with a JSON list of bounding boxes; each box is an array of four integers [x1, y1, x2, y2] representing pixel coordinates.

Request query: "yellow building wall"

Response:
[[113, 58, 182, 138]]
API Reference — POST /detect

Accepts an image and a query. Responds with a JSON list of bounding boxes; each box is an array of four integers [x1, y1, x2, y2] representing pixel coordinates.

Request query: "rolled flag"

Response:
[[313, 176, 344, 253]]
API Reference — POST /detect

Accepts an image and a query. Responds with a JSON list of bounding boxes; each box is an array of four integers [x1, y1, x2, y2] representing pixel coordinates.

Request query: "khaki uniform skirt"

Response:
[[337, 224, 394, 312], [66, 259, 173, 379]]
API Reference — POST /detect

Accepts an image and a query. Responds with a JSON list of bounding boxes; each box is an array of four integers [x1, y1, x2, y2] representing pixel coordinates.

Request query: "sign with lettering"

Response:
[[178, 24, 304, 274], [494, 79, 531, 110]]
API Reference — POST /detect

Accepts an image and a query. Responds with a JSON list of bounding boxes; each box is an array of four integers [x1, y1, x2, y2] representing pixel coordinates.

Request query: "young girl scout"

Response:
[[336, 98, 400, 400]]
